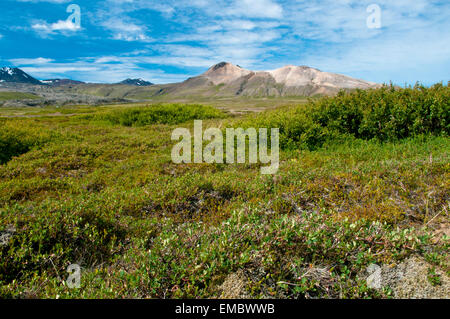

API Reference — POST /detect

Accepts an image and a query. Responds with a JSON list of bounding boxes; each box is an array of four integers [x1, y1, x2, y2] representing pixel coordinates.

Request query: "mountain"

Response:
[[118, 78, 154, 86], [41, 79, 85, 86], [0, 67, 42, 85], [165, 62, 379, 97], [202, 62, 253, 84], [268, 65, 376, 90], [1, 62, 380, 105]]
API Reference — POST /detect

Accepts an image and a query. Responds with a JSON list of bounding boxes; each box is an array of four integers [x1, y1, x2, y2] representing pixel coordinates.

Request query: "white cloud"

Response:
[[18, 0, 71, 3], [93, 53, 216, 70], [9, 56, 190, 84], [98, 18, 153, 42], [10, 57, 54, 65], [225, 0, 283, 19], [51, 20, 80, 31], [33, 20, 80, 32], [31, 19, 81, 37], [113, 33, 151, 42], [220, 20, 257, 30], [10, 0, 449, 85], [300, 28, 450, 84], [96, 0, 283, 43], [161, 0, 283, 19], [276, 0, 450, 84]]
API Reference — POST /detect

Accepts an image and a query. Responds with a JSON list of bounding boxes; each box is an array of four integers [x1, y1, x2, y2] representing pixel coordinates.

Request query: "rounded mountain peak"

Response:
[[203, 62, 252, 84]]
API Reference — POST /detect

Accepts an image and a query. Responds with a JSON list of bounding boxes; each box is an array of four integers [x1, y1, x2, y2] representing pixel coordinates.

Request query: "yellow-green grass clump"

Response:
[[0, 91, 40, 101], [0, 88, 448, 298]]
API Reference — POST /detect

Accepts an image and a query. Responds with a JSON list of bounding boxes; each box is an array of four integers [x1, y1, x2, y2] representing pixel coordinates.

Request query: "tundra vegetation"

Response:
[[0, 84, 448, 298], [0, 91, 40, 102]]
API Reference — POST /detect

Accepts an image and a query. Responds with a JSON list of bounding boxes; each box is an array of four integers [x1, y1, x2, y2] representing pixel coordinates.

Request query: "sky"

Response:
[[0, 0, 448, 85]]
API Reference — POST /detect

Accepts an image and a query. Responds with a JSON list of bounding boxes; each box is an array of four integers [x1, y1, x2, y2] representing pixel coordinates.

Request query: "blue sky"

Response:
[[0, 0, 448, 85]]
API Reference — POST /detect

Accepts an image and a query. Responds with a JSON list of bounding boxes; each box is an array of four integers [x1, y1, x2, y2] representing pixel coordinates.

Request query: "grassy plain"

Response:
[[0, 91, 40, 101], [0, 85, 448, 298]]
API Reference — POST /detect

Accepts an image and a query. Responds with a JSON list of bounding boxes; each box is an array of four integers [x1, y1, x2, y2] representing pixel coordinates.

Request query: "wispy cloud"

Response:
[[278, 0, 450, 83], [97, 17, 153, 42], [32, 19, 80, 33], [10, 57, 54, 65], [18, 0, 71, 3], [4, 0, 450, 84], [9, 56, 189, 84]]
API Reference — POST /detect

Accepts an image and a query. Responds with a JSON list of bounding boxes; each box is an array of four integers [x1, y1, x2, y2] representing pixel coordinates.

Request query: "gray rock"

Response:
[[362, 256, 449, 298], [0, 225, 16, 247]]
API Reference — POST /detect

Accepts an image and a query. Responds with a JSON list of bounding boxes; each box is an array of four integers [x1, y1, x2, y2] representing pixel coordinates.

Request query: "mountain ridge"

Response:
[[0, 62, 380, 101], [0, 67, 42, 85], [41, 79, 85, 86], [118, 78, 154, 86], [167, 62, 379, 97]]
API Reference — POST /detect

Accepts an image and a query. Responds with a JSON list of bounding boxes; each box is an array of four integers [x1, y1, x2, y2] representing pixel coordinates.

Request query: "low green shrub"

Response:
[[0, 122, 55, 164], [97, 104, 226, 126], [239, 83, 449, 150], [0, 201, 127, 284], [312, 83, 449, 140], [0, 92, 40, 101]]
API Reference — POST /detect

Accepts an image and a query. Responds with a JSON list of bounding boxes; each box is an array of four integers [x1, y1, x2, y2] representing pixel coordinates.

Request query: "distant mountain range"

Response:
[[163, 62, 379, 97], [118, 78, 154, 86], [0, 67, 42, 85], [0, 62, 379, 99], [0, 69, 153, 87], [39, 79, 85, 86]]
